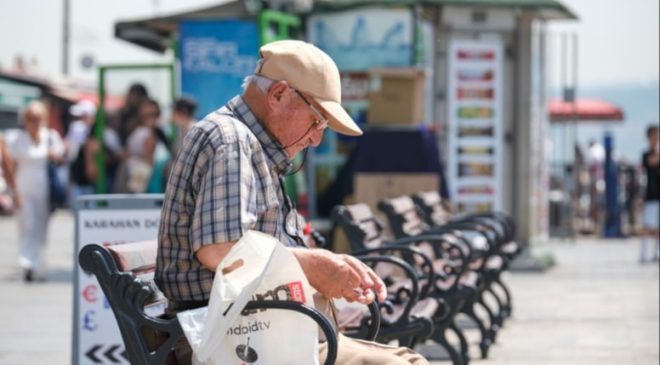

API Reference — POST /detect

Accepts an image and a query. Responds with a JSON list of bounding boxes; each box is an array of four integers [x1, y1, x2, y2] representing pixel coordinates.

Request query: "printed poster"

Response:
[[447, 39, 503, 213]]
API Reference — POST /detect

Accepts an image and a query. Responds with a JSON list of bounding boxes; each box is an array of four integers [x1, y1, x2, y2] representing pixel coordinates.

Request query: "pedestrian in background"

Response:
[[8, 101, 65, 281], [69, 121, 113, 200], [116, 98, 171, 193], [116, 83, 149, 146], [639, 124, 659, 262], [170, 96, 198, 157], [65, 100, 97, 162], [65, 100, 97, 203]]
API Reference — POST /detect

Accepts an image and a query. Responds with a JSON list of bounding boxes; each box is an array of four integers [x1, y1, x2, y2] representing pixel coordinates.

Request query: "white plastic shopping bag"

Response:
[[177, 230, 319, 365]]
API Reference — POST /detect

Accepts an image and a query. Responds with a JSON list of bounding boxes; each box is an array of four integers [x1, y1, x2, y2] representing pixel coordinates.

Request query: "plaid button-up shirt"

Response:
[[156, 96, 306, 302]]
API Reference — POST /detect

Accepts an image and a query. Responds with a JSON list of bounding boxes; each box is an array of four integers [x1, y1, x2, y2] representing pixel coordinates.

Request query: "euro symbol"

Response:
[[82, 285, 97, 303]]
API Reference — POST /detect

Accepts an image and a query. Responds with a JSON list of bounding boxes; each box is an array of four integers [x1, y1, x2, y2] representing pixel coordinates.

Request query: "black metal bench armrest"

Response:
[[449, 218, 503, 244], [410, 225, 477, 257], [364, 301, 382, 341], [424, 225, 496, 271], [79, 244, 338, 365], [79, 244, 182, 365], [458, 211, 517, 241], [352, 245, 436, 299], [355, 255, 420, 321], [429, 222, 496, 250], [385, 234, 470, 286], [455, 216, 517, 254], [353, 255, 434, 344]]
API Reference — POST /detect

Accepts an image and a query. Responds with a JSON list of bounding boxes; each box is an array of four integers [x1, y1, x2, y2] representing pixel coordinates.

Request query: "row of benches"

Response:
[[330, 191, 520, 364], [79, 190, 519, 365]]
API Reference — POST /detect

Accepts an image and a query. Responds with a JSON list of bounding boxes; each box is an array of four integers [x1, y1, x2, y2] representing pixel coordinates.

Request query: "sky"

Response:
[[546, 0, 659, 87], [0, 0, 218, 79], [0, 0, 657, 87]]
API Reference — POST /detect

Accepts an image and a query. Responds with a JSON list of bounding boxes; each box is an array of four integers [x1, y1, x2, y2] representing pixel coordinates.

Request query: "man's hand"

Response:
[[293, 248, 387, 304]]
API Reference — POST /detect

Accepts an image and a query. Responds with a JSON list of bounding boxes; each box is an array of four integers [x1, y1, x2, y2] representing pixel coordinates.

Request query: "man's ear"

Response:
[[266, 81, 289, 108]]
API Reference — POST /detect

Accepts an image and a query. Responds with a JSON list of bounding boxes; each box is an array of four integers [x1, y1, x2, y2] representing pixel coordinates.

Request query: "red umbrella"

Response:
[[548, 99, 624, 122]]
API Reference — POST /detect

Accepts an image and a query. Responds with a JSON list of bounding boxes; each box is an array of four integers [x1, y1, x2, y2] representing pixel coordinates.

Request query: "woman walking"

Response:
[[9, 101, 65, 281]]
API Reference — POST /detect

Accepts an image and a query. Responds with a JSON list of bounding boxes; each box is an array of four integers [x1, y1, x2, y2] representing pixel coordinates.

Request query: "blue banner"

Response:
[[179, 20, 259, 119]]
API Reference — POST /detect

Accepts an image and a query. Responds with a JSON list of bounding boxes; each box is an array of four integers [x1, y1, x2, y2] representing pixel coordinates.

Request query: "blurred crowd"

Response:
[[0, 83, 198, 281], [0, 84, 199, 207], [569, 135, 656, 238]]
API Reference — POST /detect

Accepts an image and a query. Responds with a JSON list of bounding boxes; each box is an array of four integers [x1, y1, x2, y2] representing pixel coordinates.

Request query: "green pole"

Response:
[[95, 67, 107, 194]]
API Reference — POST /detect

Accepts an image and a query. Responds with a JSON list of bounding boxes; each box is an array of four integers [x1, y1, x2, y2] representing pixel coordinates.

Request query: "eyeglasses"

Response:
[[291, 88, 328, 131]]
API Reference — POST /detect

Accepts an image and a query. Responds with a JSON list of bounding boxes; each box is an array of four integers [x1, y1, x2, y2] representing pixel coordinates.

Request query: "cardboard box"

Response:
[[367, 68, 425, 125], [353, 173, 439, 219]]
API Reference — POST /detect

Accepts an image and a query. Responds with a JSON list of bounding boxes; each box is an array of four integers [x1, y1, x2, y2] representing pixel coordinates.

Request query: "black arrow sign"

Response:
[[85, 344, 127, 364], [104, 344, 121, 363], [85, 344, 102, 363]]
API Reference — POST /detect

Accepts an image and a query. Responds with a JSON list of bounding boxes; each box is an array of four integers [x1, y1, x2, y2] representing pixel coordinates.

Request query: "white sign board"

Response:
[[447, 39, 504, 213], [72, 195, 163, 365]]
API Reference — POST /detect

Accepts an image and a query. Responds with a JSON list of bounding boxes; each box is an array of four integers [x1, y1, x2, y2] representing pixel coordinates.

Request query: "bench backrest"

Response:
[[106, 240, 167, 315], [413, 191, 517, 245], [78, 242, 182, 365], [378, 196, 430, 239], [331, 203, 391, 252], [411, 191, 453, 227]]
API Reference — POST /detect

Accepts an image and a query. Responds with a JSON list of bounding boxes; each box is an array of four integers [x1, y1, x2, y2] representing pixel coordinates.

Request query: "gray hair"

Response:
[[242, 74, 276, 93]]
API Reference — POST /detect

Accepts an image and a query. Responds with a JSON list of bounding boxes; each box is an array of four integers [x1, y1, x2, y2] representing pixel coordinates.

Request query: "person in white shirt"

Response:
[[9, 101, 65, 282], [65, 100, 97, 202], [65, 100, 97, 162]]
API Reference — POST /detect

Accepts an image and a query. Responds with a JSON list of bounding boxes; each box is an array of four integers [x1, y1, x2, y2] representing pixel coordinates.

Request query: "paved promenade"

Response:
[[0, 211, 657, 364]]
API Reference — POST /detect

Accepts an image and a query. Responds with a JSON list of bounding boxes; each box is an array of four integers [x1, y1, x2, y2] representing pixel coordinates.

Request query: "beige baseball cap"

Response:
[[256, 40, 363, 136]]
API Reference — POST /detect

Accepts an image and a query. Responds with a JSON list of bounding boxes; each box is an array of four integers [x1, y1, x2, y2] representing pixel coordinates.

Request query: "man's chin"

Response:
[[293, 145, 308, 155]]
